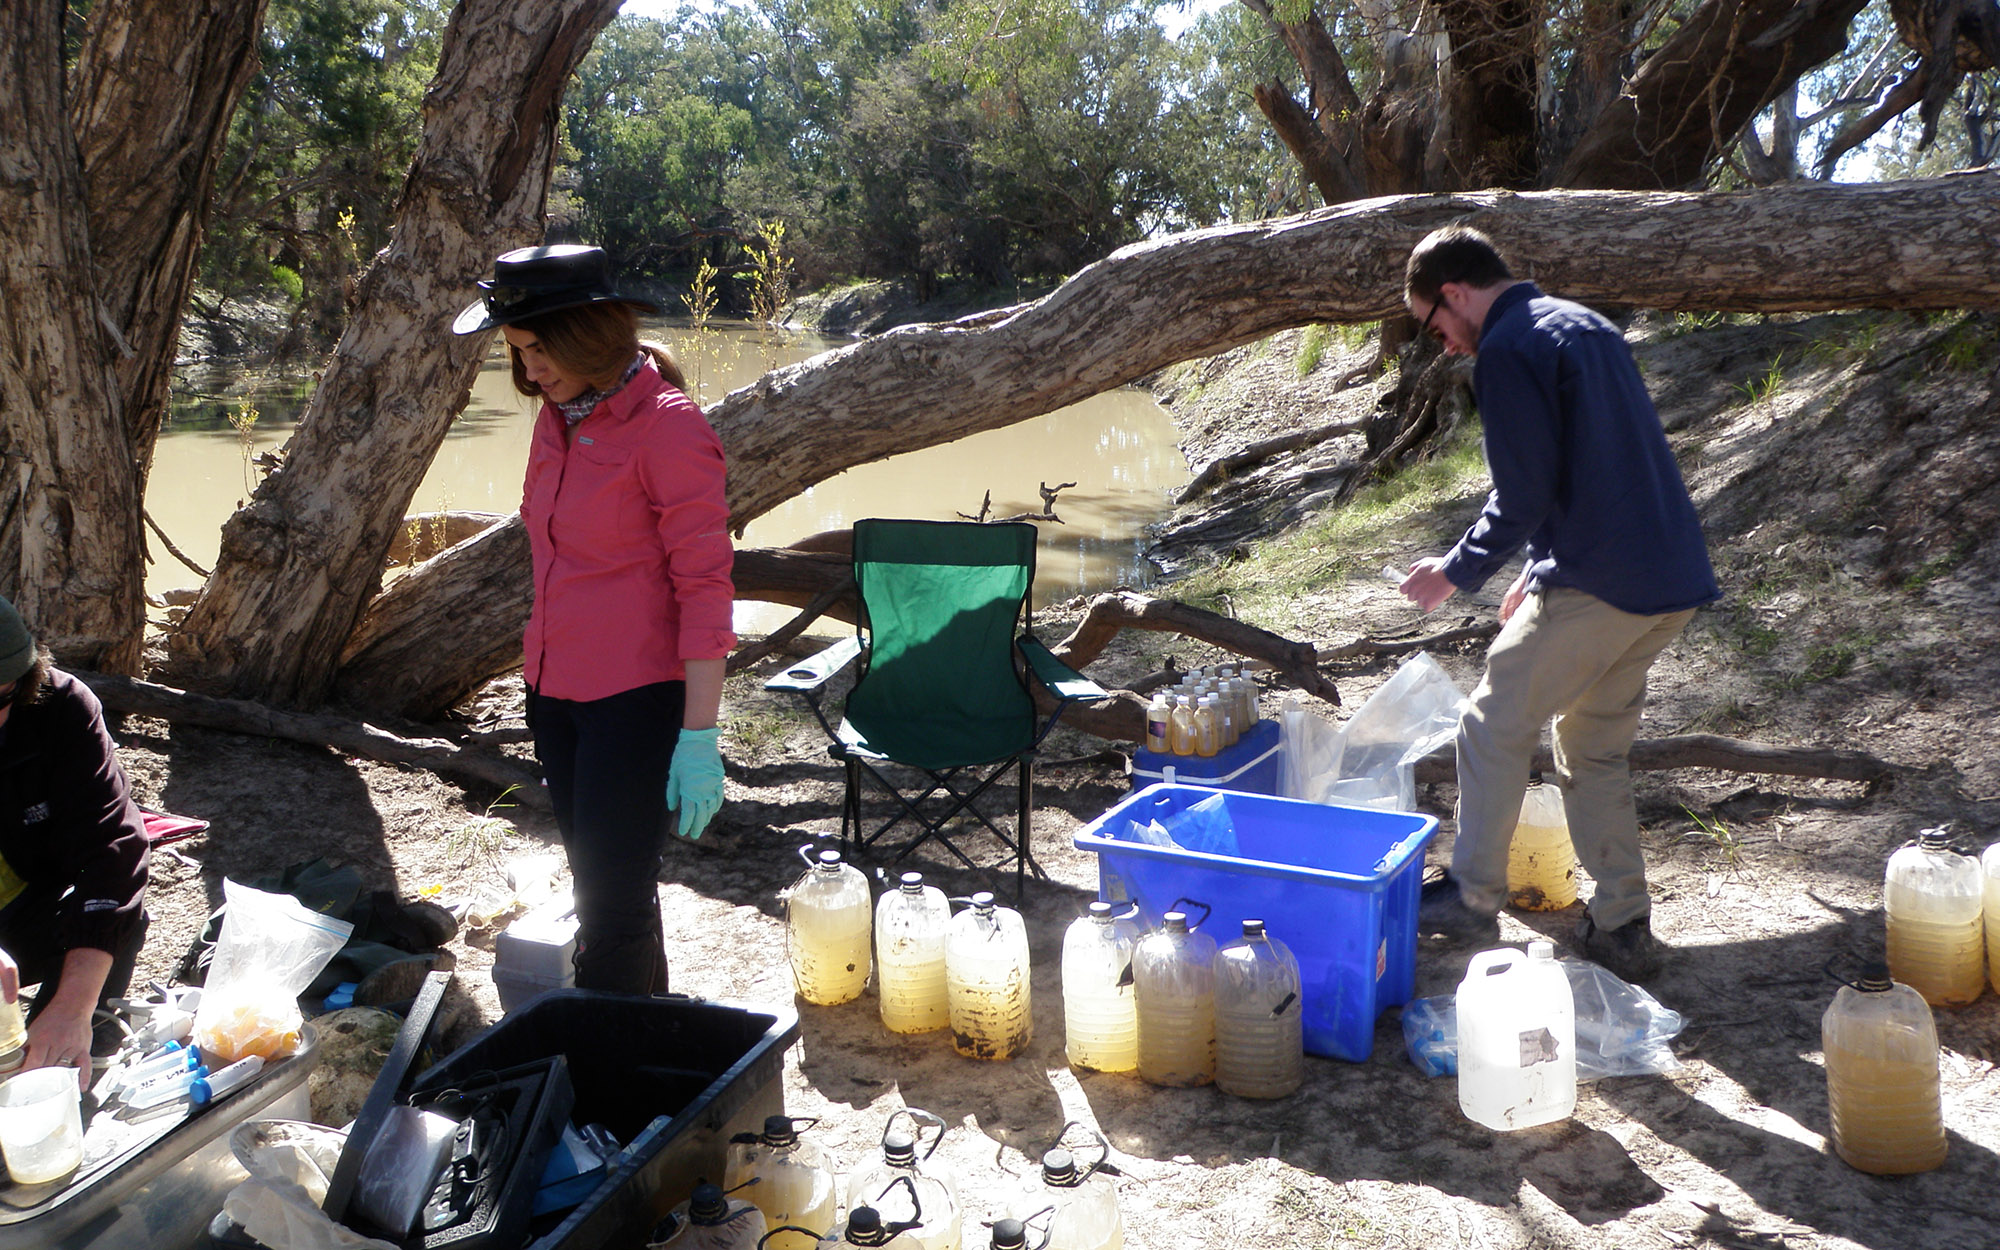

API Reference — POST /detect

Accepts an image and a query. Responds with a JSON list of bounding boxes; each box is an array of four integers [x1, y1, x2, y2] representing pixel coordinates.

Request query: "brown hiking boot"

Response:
[[1573, 913, 1667, 983]]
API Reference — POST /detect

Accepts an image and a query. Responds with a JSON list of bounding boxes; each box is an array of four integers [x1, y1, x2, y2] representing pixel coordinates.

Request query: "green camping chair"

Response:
[[766, 518, 1106, 894]]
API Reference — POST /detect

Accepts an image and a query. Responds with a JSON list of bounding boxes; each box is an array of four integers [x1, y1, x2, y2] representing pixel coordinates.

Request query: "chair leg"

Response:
[[842, 756, 862, 858], [1017, 755, 1033, 898]]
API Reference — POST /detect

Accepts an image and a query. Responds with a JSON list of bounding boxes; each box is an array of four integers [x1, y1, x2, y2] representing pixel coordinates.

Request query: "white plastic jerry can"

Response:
[[1455, 941, 1576, 1131]]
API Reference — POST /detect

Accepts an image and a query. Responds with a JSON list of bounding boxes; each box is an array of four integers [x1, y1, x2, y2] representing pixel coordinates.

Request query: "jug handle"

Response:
[[1011, 1205, 1056, 1250], [871, 1174, 924, 1232], [759, 1228, 823, 1249], [1166, 897, 1213, 931], [1463, 948, 1523, 979], [883, 1107, 949, 1161], [1053, 1119, 1115, 1182]]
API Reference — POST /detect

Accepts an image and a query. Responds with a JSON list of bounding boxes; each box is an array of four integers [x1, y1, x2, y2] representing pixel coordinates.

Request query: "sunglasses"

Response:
[[483, 285, 534, 316], [1419, 298, 1443, 340]]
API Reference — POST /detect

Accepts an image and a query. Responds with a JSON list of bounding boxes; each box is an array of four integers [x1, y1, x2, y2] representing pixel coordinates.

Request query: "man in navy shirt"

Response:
[[1397, 227, 1718, 982]]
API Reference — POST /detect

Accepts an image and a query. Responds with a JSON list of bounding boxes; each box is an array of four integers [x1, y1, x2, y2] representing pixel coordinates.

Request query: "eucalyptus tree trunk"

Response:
[[334, 174, 2000, 720], [70, 0, 267, 485], [170, 0, 624, 707], [0, 0, 145, 672]]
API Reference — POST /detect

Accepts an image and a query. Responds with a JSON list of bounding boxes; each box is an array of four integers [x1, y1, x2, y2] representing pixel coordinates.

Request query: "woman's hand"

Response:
[[665, 727, 725, 840]]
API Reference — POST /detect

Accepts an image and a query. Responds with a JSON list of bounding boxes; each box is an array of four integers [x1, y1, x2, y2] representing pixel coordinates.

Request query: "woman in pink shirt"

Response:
[[456, 245, 734, 994]]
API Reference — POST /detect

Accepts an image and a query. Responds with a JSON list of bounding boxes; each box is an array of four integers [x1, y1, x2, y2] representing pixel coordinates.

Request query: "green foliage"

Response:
[[1296, 325, 1331, 376], [270, 265, 304, 304], [1734, 354, 1786, 405]]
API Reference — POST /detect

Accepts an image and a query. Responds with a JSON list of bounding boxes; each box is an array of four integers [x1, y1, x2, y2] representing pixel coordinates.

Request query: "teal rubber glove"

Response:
[[665, 727, 725, 840]]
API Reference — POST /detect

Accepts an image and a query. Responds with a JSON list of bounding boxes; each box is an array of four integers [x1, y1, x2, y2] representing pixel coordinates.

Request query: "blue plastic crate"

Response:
[[1131, 718, 1282, 795], [1073, 784, 1438, 1062]]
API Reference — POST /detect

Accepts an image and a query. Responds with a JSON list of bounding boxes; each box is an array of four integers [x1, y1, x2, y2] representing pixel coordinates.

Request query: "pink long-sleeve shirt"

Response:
[[521, 360, 737, 701]]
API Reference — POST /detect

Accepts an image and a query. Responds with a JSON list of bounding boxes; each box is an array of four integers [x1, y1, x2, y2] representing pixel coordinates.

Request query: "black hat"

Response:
[[452, 244, 660, 335]]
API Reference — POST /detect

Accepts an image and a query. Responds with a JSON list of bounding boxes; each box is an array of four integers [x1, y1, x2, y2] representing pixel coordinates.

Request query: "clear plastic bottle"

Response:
[[0, 946, 24, 1072], [1822, 961, 1947, 1174], [787, 847, 873, 1006], [651, 1182, 769, 1249], [844, 1110, 959, 1250], [1213, 919, 1304, 1099], [1133, 910, 1216, 1087], [725, 1115, 838, 1250], [1168, 695, 1197, 756], [1011, 1135, 1122, 1250], [1884, 825, 1984, 1006], [1506, 776, 1577, 911], [1233, 675, 1258, 733], [1192, 696, 1220, 758], [877, 873, 951, 1034], [946, 893, 1032, 1060], [1984, 841, 2000, 995], [1456, 941, 1575, 1131], [1143, 695, 1170, 755], [1061, 902, 1140, 1073], [814, 1207, 920, 1248]]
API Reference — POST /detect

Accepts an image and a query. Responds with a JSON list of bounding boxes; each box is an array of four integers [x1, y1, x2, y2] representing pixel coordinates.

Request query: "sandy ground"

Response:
[[112, 308, 2000, 1249]]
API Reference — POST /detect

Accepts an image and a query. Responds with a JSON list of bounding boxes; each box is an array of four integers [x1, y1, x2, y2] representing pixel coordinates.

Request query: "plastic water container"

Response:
[[724, 1115, 837, 1250], [946, 893, 1032, 1060], [1506, 778, 1576, 911], [0, 1068, 84, 1186], [813, 1207, 920, 1248], [1213, 919, 1304, 1099], [1884, 826, 1984, 1006], [651, 1182, 768, 1248], [1985, 841, 2000, 995], [1456, 942, 1576, 1131], [1011, 1134, 1122, 1250], [787, 847, 873, 1006], [1822, 961, 1946, 1174], [844, 1110, 959, 1250], [1133, 910, 1216, 1088], [1061, 903, 1139, 1073], [877, 872, 951, 1034]]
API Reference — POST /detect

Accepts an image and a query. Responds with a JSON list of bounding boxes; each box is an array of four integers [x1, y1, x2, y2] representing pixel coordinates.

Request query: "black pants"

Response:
[[0, 884, 147, 1022], [527, 681, 685, 995]]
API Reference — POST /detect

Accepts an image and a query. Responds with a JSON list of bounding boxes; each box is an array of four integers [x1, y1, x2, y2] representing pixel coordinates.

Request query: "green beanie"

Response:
[[0, 597, 33, 685]]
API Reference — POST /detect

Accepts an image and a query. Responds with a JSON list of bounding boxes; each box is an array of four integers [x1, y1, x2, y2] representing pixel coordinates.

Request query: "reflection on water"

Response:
[[152, 323, 1188, 632]]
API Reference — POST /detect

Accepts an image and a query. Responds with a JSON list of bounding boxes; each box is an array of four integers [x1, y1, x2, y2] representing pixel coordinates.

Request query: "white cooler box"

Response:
[[492, 891, 578, 1012]]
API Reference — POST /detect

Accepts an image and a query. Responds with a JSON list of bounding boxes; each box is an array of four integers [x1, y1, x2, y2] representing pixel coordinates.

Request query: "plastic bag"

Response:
[[1400, 959, 1684, 1080], [194, 880, 355, 1066], [1566, 958, 1684, 1079], [1332, 652, 1466, 812], [1157, 792, 1239, 856], [1279, 693, 1345, 804], [223, 1119, 399, 1250]]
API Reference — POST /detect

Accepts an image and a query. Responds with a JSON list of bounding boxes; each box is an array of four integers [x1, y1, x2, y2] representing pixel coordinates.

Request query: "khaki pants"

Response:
[[1451, 587, 1695, 930]]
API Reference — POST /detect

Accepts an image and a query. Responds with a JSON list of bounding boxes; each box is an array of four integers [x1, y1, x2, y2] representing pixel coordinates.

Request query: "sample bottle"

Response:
[[652, 1182, 769, 1249], [1213, 920, 1304, 1099], [1984, 842, 2000, 995], [1822, 961, 1947, 1174], [815, 1207, 920, 1249], [787, 847, 873, 1006], [1144, 695, 1170, 755], [0, 950, 23, 1073], [1012, 1137, 1122, 1250], [1506, 775, 1578, 911], [725, 1115, 838, 1250], [844, 1110, 960, 1250], [877, 873, 951, 1034], [1883, 825, 1984, 1006], [1456, 941, 1576, 1131], [1061, 902, 1140, 1073], [1168, 695, 1197, 756], [946, 893, 1033, 1060], [1133, 911, 1216, 1087], [1192, 696, 1219, 758]]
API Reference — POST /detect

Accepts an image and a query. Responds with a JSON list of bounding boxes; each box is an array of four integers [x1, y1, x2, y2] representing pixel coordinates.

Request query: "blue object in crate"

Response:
[[1074, 783, 1438, 1062], [1131, 717, 1281, 795]]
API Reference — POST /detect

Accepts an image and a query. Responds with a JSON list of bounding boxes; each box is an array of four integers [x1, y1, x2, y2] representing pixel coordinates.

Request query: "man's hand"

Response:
[[1398, 557, 1459, 613], [22, 948, 113, 1093], [1499, 568, 1532, 623]]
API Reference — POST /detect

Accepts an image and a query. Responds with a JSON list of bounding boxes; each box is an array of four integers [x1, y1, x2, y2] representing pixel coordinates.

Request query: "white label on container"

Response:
[[1518, 1027, 1560, 1067]]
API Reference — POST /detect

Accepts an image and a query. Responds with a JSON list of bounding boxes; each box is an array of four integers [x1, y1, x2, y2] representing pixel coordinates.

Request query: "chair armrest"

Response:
[[764, 635, 864, 693], [1017, 635, 1107, 703]]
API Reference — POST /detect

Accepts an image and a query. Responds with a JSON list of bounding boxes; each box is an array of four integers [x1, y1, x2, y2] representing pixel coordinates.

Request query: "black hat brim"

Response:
[[452, 290, 664, 336]]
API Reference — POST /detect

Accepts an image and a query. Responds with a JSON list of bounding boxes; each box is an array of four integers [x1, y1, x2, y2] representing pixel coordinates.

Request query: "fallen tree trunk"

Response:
[[77, 671, 549, 811], [1412, 734, 1895, 785]]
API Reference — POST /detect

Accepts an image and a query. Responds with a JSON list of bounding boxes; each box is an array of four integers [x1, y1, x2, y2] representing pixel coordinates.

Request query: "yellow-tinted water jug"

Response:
[[786, 846, 872, 1006], [1981, 840, 2000, 995], [844, 1109, 960, 1250], [1011, 1127, 1122, 1250], [725, 1115, 837, 1250], [1506, 776, 1577, 911], [1061, 902, 1140, 1073], [1822, 961, 1946, 1174], [1214, 919, 1304, 1099], [650, 1182, 768, 1249], [946, 893, 1032, 1060], [1134, 908, 1216, 1088], [877, 872, 950, 1034], [1884, 825, 1984, 1007]]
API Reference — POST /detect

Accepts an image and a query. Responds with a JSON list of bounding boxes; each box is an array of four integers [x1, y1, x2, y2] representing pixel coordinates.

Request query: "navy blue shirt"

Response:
[[1441, 283, 1720, 616]]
